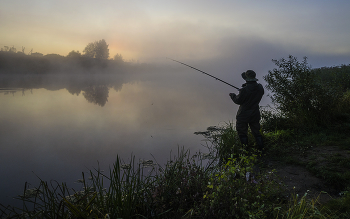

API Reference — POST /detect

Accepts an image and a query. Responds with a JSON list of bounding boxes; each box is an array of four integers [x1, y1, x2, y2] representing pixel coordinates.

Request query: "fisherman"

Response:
[[229, 70, 264, 152]]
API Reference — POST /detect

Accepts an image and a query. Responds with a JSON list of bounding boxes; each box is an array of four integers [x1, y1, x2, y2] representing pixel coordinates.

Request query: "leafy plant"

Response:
[[263, 55, 348, 129], [150, 148, 214, 218], [199, 150, 284, 218]]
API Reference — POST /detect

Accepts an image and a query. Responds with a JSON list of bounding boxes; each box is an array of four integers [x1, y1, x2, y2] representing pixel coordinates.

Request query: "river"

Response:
[[0, 67, 243, 207]]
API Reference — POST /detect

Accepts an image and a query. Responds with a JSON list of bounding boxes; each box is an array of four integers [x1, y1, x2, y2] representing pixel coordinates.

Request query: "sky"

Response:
[[1, 0, 350, 67]]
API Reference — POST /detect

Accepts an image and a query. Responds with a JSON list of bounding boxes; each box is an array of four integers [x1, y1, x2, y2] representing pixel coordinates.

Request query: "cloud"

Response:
[[1, 0, 350, 64]]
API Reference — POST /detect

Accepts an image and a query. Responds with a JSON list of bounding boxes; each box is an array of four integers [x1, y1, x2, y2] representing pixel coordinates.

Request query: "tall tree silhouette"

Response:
[[83, 39, 109, 59]]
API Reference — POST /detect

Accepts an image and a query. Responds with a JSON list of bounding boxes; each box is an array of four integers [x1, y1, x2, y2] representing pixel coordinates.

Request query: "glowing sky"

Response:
[[1, 0, 350, 64]]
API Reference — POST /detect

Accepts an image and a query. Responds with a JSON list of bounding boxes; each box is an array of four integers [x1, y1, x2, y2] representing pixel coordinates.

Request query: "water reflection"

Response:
[[66, 84, 82, 96], [82, 85, 109, 106], [0, 88, 33, 96], [0, 70, 241, 207], [0, 74, 125, 107], [0, 89, 17, 96], [1, 84, 120, 108]]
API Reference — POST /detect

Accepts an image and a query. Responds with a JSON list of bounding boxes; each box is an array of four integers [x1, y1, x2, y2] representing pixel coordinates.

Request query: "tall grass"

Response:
[[0, 149, 216, 218], [274, 192, 333, 219], [1, 122, 345, 218]]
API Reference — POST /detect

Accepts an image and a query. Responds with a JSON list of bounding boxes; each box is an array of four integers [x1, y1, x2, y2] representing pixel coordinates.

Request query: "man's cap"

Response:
[[241, 70, 258, 81]]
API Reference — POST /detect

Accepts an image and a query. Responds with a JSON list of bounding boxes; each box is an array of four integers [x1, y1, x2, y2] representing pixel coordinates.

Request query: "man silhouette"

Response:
[[229, 70, 264, 151]]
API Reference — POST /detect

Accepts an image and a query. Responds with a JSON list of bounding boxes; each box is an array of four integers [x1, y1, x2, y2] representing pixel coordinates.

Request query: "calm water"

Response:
[[0, 68, 244, 206]]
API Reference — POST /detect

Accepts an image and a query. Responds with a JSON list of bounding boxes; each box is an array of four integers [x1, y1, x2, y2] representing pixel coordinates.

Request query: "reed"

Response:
[[0, 122, 342, 218]]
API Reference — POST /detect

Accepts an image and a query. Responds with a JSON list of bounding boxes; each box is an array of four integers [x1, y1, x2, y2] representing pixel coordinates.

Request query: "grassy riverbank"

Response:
[[1, 123, 349, 218]]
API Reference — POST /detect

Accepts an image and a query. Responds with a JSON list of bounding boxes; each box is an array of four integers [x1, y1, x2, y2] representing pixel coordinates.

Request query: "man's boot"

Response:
[[239, 135, 248, 146], [255, 136, 264, 153]]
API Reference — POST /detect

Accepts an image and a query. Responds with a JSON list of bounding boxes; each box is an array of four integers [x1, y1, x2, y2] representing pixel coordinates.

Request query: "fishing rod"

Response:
[[167, 58, 239, 90]]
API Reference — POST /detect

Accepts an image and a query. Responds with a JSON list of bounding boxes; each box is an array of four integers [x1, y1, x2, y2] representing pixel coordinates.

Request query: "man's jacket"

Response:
[[230, 81, 264, 122]]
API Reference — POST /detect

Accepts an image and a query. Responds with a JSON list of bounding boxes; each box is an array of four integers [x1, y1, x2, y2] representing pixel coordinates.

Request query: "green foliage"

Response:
[[5, 156, 157, 218], [263, 129, 294, 147], [260, 107, 292, 131], [263, 55, 350, 129], [312, 64, 350, 92], [275, 192, 334, 219], [199, 151, 284, 218], [0, 180, 72, 218], [322, 190, 350, 218], [264, 55, 314, 122], [195, 122, 259, 165], [150, 149, 212, 218], [306, 153, 350, 191], [335, 90, 350, 123]]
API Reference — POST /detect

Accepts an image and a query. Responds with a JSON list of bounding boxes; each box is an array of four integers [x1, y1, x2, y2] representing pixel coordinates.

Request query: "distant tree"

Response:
[[83, 39, 109, 59], [9, 46, 16, 53], [83, 43, 95, 58], [45, 54, 65, 62], [94, 39, 109, 59], [1, 46, 8, 51], [1, 46, 16, 52], [113, 53, 124, 63], [45, 54, 64, 58], [31, 52, 43, 57], [67, 50, 82, 58]]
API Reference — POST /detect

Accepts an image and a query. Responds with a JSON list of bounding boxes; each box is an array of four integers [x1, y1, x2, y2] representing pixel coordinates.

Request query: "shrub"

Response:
[[198, 151, 284, 218], [263, 55, 350, 129], [150, 149, 213, 218], [260, 106, 292, 131]]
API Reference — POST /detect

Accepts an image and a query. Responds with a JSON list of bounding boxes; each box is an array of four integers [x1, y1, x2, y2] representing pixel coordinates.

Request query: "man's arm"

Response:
[[229, 89, 246, 105]]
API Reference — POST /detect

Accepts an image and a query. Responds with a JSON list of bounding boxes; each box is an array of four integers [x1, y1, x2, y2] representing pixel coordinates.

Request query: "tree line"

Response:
[[0, 39, 129, 74], [1, 39, 122, 61]]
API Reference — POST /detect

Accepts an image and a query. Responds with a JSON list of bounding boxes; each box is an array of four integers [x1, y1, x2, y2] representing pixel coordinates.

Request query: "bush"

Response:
[[260, 106, 292, 131], [195, 123, 242, 165], [198, 151, 284, 218], [263, 55, 350, 129], [149, 148, 213, 218]]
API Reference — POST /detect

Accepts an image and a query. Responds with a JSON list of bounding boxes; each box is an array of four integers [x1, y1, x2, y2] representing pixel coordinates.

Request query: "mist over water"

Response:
[[0, 67, 257, 206]]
